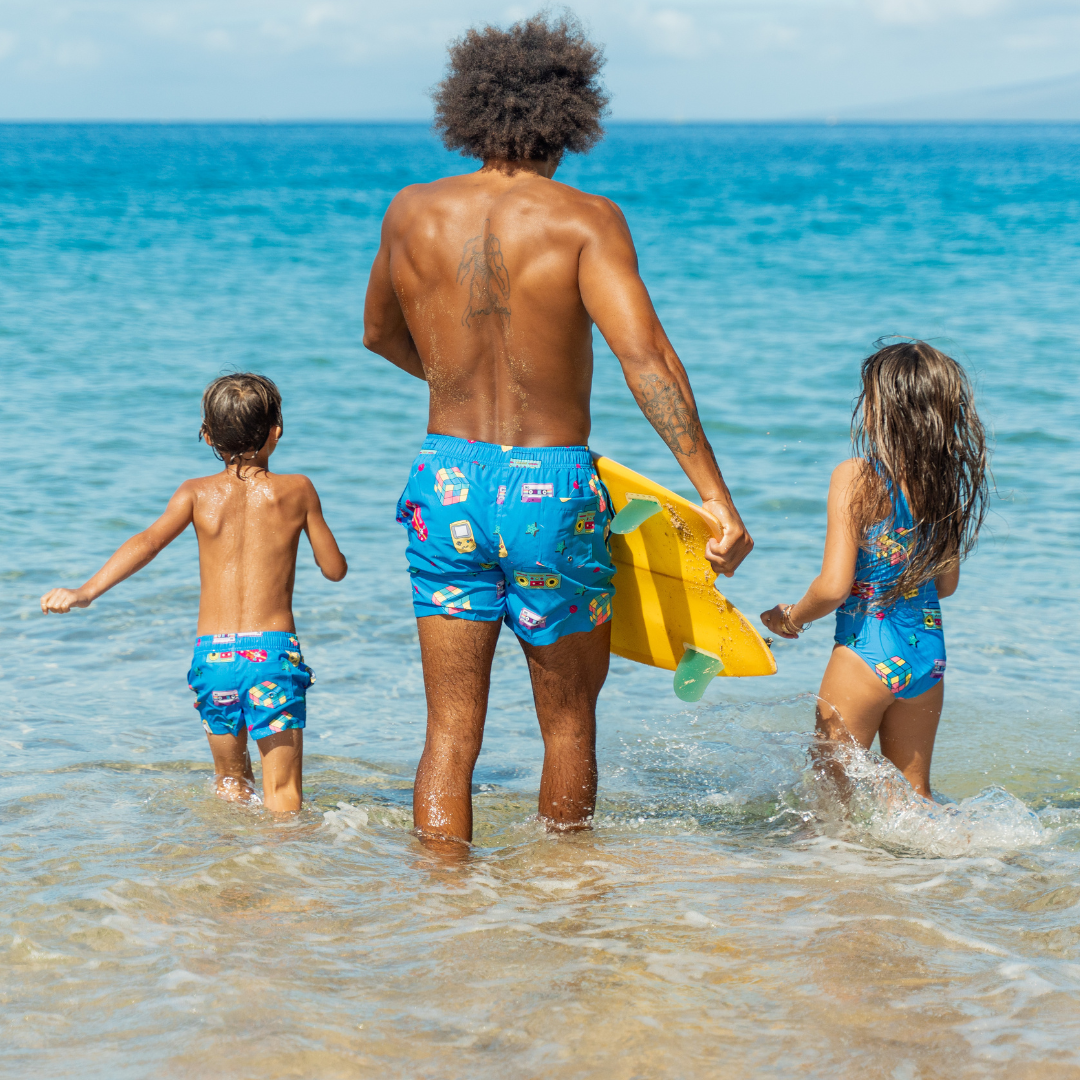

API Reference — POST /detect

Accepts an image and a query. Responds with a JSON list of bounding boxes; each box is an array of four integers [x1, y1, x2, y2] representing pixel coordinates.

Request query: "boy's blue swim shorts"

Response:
[[187, 631, 314, 742], [396, 435, 616, 646]]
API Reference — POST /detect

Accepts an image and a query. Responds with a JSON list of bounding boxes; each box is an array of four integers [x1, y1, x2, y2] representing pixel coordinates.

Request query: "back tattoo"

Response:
[[457, 219, 511, 326]]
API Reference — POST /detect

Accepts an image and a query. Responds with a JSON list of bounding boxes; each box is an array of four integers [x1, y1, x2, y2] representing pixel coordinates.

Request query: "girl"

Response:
[[761, 341, 989, 799]]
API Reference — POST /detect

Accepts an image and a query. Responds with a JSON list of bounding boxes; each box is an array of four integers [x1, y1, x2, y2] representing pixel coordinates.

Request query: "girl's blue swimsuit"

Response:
[[834, 481, 946, 699]]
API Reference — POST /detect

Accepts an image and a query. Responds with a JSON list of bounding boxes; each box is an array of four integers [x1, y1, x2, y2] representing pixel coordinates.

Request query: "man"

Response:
[[363, 13, 752, 848]]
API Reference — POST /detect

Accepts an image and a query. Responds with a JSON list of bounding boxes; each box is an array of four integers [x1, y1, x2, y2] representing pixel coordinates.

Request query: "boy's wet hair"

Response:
[[199, 373, 283, 474], [850, 340, 989, 603], [432, 13, 609, 162]]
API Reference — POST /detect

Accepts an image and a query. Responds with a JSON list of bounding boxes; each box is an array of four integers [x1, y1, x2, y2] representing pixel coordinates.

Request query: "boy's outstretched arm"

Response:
[[40, 483, 196, 614], [302, 479, 348, 582]]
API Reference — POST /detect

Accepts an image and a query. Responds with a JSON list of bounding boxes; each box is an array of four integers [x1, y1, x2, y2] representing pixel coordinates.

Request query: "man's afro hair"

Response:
[[431, 12, 609, 162]]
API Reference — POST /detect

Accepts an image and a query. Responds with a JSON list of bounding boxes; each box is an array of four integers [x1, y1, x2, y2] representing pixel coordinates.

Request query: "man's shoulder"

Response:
[[385, 175, 467, 214], [539, 178, 623, 220]]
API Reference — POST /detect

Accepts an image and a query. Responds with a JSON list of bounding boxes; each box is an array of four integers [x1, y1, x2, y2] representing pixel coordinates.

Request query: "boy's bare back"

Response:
[[182, 467, 341, 633]]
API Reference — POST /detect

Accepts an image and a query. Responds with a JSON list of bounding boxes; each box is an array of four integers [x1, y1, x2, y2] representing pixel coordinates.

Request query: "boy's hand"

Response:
[[40, 588, 90, 614]]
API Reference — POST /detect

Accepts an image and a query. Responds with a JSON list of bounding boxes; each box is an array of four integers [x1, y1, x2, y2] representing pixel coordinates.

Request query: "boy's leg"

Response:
[[205, 732, 257, 802], [877, 682, 944, 799], [413, 613, 502, 846], [519, 622, 611, 831], [255, 729, 304, 813]]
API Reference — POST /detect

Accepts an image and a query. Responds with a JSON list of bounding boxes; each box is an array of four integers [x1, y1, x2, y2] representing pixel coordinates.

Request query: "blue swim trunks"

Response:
[[187, 631, 314, 741], [396, 435, 616, 646]]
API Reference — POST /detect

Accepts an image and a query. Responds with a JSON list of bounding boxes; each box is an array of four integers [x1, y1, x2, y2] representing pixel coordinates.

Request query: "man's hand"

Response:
[[702, 498, 753, 578], [41, 588, 91, 614]]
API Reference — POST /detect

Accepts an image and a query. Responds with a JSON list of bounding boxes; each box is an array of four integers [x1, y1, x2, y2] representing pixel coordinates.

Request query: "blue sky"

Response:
[[2, 1, 1079, 120]]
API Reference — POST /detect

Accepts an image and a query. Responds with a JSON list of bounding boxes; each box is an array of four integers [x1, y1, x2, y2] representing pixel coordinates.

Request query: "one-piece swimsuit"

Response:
[[834, 479, 946, 699]]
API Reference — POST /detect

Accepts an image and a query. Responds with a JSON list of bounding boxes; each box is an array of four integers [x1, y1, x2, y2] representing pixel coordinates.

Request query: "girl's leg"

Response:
[[815, 644, 896, 748], [816, 645, 945, 798], [877, 681, 944, 798], [205, 732, 257, 802], [255, 729, 303, 812]]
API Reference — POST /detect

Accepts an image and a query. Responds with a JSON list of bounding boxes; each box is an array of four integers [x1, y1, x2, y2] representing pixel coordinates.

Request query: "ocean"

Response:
[[2, 121, 1079, 1077]]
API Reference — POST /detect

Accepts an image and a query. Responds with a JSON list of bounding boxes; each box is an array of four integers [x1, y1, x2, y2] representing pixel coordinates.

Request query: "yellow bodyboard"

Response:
[[594, 454, 776, 679]]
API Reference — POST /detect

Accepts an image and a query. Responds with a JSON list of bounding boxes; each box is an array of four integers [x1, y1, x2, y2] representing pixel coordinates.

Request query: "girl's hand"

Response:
[[40, 588, 90, 614], [761, 605, 800, 639]]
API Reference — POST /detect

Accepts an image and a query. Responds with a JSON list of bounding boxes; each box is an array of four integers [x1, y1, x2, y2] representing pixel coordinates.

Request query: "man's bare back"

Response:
[[366, 163, 616, 446]]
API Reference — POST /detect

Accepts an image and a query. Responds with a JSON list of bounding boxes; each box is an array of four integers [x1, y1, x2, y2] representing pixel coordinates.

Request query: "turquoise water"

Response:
[[2, 123, 1080, 1076]]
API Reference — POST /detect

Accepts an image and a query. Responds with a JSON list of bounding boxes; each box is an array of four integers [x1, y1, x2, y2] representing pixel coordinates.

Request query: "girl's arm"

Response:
[[935, 561, 960, 598], [761, 459, 861, 639], [301, 478, 348, 582], [40, 484, 196, 614]]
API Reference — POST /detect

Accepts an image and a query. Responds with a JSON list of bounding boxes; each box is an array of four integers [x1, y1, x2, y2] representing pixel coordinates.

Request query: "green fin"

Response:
[[673, 645, 724, 702], [610, 495, 662, 535]]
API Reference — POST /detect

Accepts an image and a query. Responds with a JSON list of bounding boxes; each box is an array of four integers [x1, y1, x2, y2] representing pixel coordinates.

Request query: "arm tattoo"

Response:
[[638, 373, 702, 456], [457, 219, 510, 327]]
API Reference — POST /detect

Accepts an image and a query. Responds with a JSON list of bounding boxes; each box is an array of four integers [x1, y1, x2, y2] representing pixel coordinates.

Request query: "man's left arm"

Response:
[[362, 197, 426, 381], [578, 199, 753, 577]]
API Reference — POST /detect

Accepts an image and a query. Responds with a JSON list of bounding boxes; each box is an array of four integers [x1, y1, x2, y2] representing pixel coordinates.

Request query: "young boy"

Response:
[[40, 373, 347, 812]]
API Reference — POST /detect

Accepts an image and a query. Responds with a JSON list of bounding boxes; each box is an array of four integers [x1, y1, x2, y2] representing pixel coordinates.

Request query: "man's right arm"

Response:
[[362, 195, 427, 381], [577, 198, 753, 577]]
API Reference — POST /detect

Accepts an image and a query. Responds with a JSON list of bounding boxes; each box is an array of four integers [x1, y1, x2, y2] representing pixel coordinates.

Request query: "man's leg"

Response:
[[413, 614, 502, 845], [518, 622, 611, 831]]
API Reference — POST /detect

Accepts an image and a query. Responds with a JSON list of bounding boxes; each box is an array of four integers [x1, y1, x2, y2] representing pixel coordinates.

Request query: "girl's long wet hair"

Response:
[[199, 373, 283, 478], [849, 341, 989, 603]]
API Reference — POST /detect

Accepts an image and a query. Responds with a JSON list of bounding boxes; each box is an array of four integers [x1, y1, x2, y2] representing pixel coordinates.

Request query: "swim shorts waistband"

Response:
[[193, 631, 301, 651], [421, 433, 592, 468]]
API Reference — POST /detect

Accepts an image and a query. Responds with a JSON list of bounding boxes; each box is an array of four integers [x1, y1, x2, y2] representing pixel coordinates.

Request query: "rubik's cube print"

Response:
[[589, 593, 612, 627], [874, 656, 911, 694], [435, 467, 469, 506], [268, 713, 294, 733], [875, 533, 909, 566], [249, 681, 288, 709], [432, 585, 472, 613]]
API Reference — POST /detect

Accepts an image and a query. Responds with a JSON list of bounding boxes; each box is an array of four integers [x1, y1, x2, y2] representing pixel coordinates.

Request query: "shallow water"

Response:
[[2, 122, 1080, 1077]]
